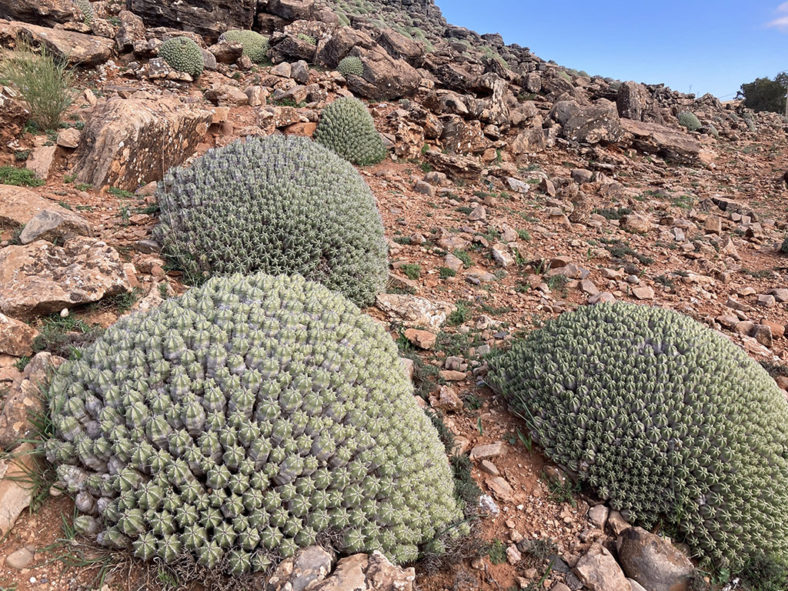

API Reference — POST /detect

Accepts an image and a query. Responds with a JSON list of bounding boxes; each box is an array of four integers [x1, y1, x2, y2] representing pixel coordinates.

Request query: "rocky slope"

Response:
[[0, 1, 787, 590]]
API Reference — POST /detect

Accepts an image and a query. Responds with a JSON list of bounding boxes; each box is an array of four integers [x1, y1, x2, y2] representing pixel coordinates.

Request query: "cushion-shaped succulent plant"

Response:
[[45, 273, 464, 572], [159, 36, 204, 79], [338, 56, 364, 77], [315, 97, 387, 166], [153, 135, 388, 306], [488, 302, 788, 569], [75, 0, 94, 24], [678, 111, 701, 131], [219, 30, 269, 64]]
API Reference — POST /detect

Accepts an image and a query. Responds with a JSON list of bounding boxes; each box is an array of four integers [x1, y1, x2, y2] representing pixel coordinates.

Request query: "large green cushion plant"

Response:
[[45, 273, 463, 572], [315, 97, 387, 166], [488, 302, 788, 568], [153, 135, 388, 306]]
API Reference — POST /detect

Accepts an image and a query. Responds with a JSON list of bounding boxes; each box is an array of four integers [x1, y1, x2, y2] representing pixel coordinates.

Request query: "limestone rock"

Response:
[[0, 186, 88, 239], [0, 313, 37, 357], [552, 99, 622, 145], [115, 10, 146, 53], [73, 96, 212, 191], [0, 0, 75, 26], [574, 543, 630, 591], [617, 527, 694, 591], [127, 0, 256, 42], [5, 546, 34, 570], [25, 145, 56, 181], [403, 328, 436, 350], [19, 209, 93, 245], [620, 119, 705, 165], [345, 47, 421, 101], [56, 127, 80, 149], [430, 385, 463, 412], [376, 294, 455, 330], [0, 238, 130, 318], [0, 443, 37, 537], [0, 21, 113, 66]]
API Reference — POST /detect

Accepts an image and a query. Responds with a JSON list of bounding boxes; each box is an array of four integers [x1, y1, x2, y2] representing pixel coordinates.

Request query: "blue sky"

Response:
[[436, 1, 788, 99]]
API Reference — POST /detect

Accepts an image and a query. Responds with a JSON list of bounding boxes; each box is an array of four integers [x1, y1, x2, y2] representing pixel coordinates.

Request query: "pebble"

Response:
[[6, 546, 34, 570]]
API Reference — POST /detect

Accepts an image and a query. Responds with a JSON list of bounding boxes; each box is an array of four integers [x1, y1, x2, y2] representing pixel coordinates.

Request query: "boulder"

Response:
[[0, 313, 37, 357], [115, 10, 146, 53], [0, 0, 75, 26], [314, 26, 375, 68], [424, 150, 484, 181], [620, 119, 707, 165], [574, 543, 630, 591], [552, 99, 622, 144], [0, 185, 92, 244], [376, 28, 423, 65], [617, 527, 694, 591], [127, 0, 256, 42], [265, 0, 316, 21], [0, 238, 130, 318], [72, 96, 212, 191], [0, 21, 114, 66], [344, 46, 421, 100], [617, 81, 653, 121]]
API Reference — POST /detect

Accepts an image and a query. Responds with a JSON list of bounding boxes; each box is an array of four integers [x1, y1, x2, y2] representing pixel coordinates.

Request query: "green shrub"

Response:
[[0, 41, 73, 130], [45, 273, 464, 571], [0, 166, 44, 187], [159, 37, 204, 79], [488, 302, 788, 569], [220, 30, 269, 64], [738, 73, 787, 114], [315, 97, 387, 166], [338, 56, 364, 77], [678, 111, 701, 131], [75, 0, 94, 24], [154, 135, 388, 306]]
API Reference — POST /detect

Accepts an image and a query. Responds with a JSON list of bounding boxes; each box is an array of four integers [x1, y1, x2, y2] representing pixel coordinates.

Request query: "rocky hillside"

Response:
[[0, 1, 787, 591]]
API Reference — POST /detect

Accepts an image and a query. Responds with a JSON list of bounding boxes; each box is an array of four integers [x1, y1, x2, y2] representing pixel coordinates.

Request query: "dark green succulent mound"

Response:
[[159, 37, 204, 79], [45, 273, 464, 572], [488, 302, 788, 568], [153, 135, 388, 306], [220, 30, 269, 64], [315, 97, 387, 166]]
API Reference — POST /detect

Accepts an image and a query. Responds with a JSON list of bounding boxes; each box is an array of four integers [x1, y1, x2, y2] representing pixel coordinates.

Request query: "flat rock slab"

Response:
[[73, 95, 213, 191], [0, 21, 114, 66], [128, 0, 256, 42], [0, 443, 36, 538], [574, 543, 630, 591], [0, 185, 90, 238], [0, 0, 76, 26], [0, 238, 130, 317], [617, 527, 694, 591], [376, 294, 455, 331], [620, 119, 710, 165]]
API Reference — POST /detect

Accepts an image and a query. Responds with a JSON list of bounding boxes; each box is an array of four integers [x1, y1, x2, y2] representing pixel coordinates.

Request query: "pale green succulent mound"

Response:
[[488, 302, 788, 569], [153, 135, 388, 306], [678, 111, 701, 131], [220, 30, 269, 64], [159, 37, 204, 79], [315, 97, 387, 166], [338, 56, 364, 77], [45, 273, 463, 572], [75, 0, 94, 24]]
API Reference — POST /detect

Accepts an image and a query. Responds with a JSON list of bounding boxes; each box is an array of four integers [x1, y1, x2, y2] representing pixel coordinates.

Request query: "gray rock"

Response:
[[617, 527, 694, 591], [291, 59, 310, 84], [345, 46, 421, 101], [0, 21, 113, 66], [19, 209, 92, 244], [0, 0, 75, 26], [56, 127, 81, 149], [552, 99, 622, 145], [115, 10, 145, 53], [588, 504, 609, 529]]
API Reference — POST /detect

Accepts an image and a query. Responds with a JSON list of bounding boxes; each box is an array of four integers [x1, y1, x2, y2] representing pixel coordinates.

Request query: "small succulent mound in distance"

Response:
[[488, 302, 788, 569], [338, 56, 364, 77], [45, 273, 463, 572], [75, 0, 94, 24], [220, 30, 269, 64], [315, 97, 387, 166], [153, 135, 387, 306], [159, 37, 204, 79], [678, 111, 701, 131]]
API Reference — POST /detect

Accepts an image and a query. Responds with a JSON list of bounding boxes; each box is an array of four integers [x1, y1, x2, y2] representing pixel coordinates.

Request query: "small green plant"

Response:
[[159, 36, 204, 79], [546, 274, 568, 295], [740, 552, 788, 591], [452, 250, 472, 267], [593, 206, 632, 220], [14, 356, 30, 372], [338, 55, 364, 77], [0, 41, 74, 130], [400, 263, 420, 280], [439, 267, 456, 279], [520, 537, 558, 566], [543, 472, 579, 506], [108, 186, 135, 199], [0, 166, 44, 187], [517, 229, 531, 242], [678, 111, 702, 131], [487, 539, 507, 564], [220, 30, 269, 64], [296, 33, 316, 45], [448, 300, 471, 326], [463, 393, 483, 410], [14, 149, 30, 161], [32, 315, 103, 359]]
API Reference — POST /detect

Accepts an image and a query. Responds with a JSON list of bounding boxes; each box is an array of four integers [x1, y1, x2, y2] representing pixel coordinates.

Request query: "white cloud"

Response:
[[767, 3, 788, 30], [766, 15, 788, 30]]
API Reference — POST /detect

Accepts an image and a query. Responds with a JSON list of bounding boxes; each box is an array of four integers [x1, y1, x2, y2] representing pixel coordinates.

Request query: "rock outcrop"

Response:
[[72, 96, 213, 191], [127, 0, 256, 42]]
